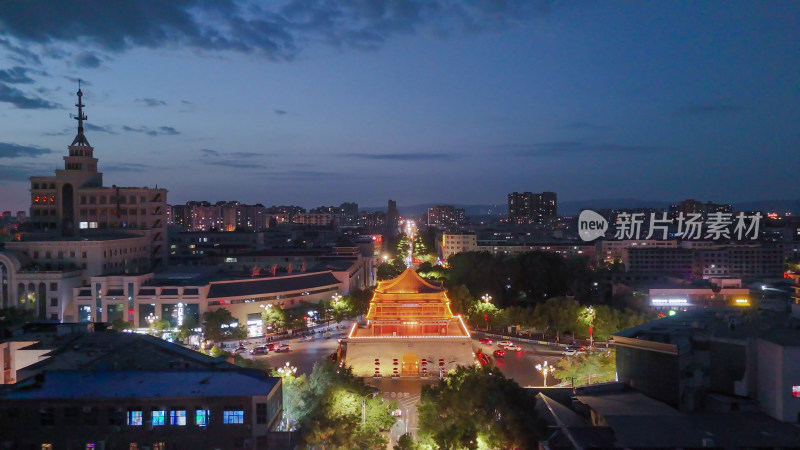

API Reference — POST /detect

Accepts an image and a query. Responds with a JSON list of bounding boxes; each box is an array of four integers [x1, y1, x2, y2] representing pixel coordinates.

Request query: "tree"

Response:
[[202, 309, 247, 342], [418, 365, 546, 449], [110, 318, 133, 331], [394, 433, 417, 450], [261, 306, 287, 333], [553, 349, 616, 386], [531, 297, 581, 342], [176, 316, 199, 342], [296, 360, 396, 448]]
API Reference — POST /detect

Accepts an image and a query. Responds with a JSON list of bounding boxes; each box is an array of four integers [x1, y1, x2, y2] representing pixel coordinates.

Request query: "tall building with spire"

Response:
[[27, 85, 168, 266], [0, 85, 169, 322]]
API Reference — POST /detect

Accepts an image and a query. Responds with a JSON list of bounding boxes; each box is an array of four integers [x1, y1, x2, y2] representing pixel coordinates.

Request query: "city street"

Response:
[[473, 339, 565, 387]]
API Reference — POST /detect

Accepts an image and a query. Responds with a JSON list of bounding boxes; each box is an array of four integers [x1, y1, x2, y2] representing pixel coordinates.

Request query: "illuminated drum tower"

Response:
[[341, 268, 474, 377]]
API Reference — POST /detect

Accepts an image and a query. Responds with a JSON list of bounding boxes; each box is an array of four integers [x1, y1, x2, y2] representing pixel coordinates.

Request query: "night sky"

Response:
[[1, 1, 798, 213]]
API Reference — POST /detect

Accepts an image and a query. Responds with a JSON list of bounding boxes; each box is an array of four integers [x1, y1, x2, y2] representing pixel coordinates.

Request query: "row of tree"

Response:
[[281, 360, 396, 448]]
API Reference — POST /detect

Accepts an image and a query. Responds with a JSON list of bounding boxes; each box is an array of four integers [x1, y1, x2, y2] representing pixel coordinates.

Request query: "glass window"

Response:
[[129, 445, 138, 450], [223, 410, 244, 424], [152, 410, 166, 426], [153, 443, 165, 450], [40, 407, 55, 426], [41, 445, 53, 450], [256, 403, 267, 424], [195, 409, 210, 427], [170, 410, 186, 426], [127, 410, 143, 426]]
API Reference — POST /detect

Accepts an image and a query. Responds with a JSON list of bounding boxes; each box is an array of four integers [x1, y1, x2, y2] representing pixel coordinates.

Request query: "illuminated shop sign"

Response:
[[651, 298, 688, 305]]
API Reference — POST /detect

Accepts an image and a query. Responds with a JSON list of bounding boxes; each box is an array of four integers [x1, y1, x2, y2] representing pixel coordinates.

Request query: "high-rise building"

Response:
[[507, 191, 557, 224], [386, 199, 399, 236], [426, 205, 466, 229]]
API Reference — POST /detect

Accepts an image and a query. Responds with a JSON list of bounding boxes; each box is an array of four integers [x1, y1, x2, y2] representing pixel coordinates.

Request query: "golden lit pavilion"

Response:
[[342, 268, 473, 377]]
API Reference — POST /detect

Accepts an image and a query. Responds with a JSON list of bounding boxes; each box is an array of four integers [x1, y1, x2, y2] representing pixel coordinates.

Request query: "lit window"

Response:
[[41, 445, 53, 450], [152, 410, 166, 426], [223, 410, 244, 424], [129, 445, 138, 450], [170, 410, 186, 426], [153, 443, 165, 450], [127, 410, 143, 426], [196, 409, 210, 427]]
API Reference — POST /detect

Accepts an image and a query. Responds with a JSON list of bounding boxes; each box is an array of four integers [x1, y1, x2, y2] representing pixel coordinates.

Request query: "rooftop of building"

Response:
[[613, 307, 800, 347], [374, 268, 444, 295], [527, 383, 800, 448], [206, 270, 341, 298], [2, 325, 233, 378], [9, 231, 147, 243], [1, 369, 278, 400]]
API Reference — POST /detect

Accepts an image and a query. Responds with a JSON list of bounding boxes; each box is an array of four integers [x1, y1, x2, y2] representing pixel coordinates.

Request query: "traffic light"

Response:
[[484, 314, 488, 322]]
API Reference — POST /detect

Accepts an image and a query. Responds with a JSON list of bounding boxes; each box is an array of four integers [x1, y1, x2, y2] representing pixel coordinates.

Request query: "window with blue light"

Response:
[[170, 410, 186, 426], [223, 410, 244, 424], [195, 409, 210, 427], [127, 410, 143, 426], [152, 410, 166, 426]]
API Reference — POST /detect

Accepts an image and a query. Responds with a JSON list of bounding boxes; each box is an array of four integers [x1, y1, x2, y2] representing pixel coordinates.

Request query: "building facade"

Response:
[[507, 191, 557, 224]]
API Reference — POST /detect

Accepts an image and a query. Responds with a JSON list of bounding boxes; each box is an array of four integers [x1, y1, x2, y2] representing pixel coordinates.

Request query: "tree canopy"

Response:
[[202, 309, 246, 342], [417, 366, 546, 449], [553, 349, 617, 386]]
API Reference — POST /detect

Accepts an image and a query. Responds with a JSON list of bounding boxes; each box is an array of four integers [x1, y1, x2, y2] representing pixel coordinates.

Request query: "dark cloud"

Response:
[[102, 163, 153, 172], [63, 76, 91, 86], [0, 163, 36, 182], [0, 37, 41, 65], [565, 121, 611, 131], [0, 142, 53, 158], [674, 100, 749, 117], [0, 66, 34, 84], [122, 125, 180, 136], [85, 123, 117, 134], [198, 149, 267, 169], [137, 97, 167, 107], [274, 109, 287, 115], [505, 141, 662, 156], [0, 83, 60, 109], [341, 152, 454, 161], [75, 52, 102, 68], [0, 1, 553, 62]]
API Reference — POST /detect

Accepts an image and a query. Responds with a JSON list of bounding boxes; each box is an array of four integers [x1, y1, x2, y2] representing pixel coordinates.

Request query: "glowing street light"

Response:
[[277, 361, 298, 377], [481, 294, 492, 304], [536, 361, 552, 387], [146, 313, 159, 326]]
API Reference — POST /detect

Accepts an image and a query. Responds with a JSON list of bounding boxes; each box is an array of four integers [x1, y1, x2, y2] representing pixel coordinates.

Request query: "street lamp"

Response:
[[481, 294, 492, 303], [345, 390, 372, 425], [582, 306, 596, 348], [277, 361, 297, 377], [536, 361, 552, 387]]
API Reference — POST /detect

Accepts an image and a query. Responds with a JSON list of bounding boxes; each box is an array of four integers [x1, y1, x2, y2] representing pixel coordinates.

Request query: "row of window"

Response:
[[3, 406, 250, 427], [79, 195, 149, 205]]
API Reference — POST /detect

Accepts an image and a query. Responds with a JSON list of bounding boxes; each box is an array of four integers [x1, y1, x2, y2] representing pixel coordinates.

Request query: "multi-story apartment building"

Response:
[[437, 232, 594, 261], [426, 205, 466, 229], [668, 198, 732, 219], [507, 191, 557, 224], [623, 244, 785, 279]]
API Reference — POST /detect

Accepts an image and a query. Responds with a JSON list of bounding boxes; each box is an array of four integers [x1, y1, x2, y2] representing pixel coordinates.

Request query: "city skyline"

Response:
[[1, 1, 799, 213]]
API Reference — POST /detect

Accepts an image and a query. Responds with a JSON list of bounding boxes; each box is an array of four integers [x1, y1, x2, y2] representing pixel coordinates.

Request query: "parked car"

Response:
[[478, 338, 493, 344], [250, 346, 268, 355], [391, 409, 402, 417], [493, 349, 506, 357], [274, 344, 291, 353], [498, 340, 513, 348]]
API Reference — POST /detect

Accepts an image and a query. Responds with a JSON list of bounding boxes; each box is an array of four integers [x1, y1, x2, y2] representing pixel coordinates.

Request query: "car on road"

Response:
[[510, 345, 522, 352], [250, 346, 268, 355], [274, 344, 291, 353], [498, 340, 513, 348], [478, 338, 493, 344], [562, 348, 577, 356], [233, 346, 248, 355], [391, 409, 402, 417], [493, 349, 506, 357]]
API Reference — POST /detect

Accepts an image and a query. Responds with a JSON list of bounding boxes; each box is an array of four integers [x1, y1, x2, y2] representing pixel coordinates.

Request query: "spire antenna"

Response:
[[71, 80, 90, 147]]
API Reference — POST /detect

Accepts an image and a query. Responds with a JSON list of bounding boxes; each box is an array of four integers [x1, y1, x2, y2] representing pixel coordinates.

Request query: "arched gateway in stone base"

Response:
[[340, 268, 474, 377]]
